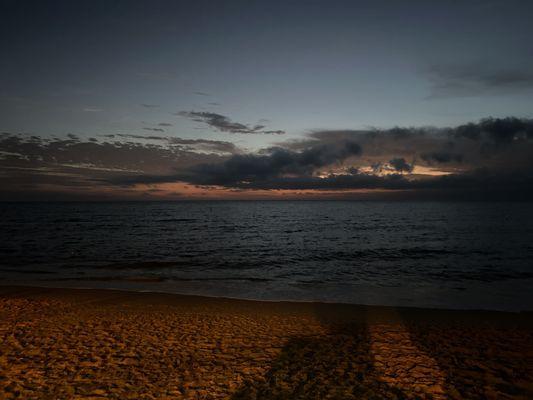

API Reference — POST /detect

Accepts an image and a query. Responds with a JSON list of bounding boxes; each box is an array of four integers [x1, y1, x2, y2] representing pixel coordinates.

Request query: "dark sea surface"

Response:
[[1, 201, 533, 311]]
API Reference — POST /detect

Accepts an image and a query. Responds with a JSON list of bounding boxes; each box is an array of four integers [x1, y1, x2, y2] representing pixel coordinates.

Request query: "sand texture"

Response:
[[0, 286, 532, 399]]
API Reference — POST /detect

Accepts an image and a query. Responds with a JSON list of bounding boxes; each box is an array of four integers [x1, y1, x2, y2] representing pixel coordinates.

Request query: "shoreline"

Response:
[[2, 282, 533, 315]]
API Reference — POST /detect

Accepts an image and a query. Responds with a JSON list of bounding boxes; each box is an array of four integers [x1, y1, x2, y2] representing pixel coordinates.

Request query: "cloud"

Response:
[[453, 117, 533, 144], [100, 133, 163, 140], [178, 111, 286, 135], [83, 107, 103, 112], [157, 123, 173, 127], [95, 133, 239, 154], [132, 117, 532, 199], [140, 104, 159, 108], [389, 158, 414, 173], [166, 138, 239, 154], [170, 140, 362, 186], [427, 64, 533, 98], [107, 165, 533, 201], [2, 117, 533, 200], [0, 133, 218, 170], [421, 152, 463, 164], [0, 132, 237, 198], [193, 92, 210, 96], [143, 127, 165, 132], [261, 130, 286, 135], [283, 117, 533, 171]]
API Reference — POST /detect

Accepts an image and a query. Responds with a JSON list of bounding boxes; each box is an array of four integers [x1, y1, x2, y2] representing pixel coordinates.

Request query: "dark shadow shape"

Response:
[[398, 309, 533, 400], [231, 305, 413, 400]]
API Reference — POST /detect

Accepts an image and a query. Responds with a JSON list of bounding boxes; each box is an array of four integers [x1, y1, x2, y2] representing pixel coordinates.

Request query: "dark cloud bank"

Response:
[[1, 117, 533, 200]]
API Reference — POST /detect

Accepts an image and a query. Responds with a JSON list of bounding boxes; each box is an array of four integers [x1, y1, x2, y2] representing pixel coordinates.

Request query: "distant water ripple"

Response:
[[1, 201, 532, 311]]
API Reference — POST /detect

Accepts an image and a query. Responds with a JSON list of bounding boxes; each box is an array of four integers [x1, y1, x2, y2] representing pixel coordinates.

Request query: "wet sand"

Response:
[[0, 286, 532, 399]]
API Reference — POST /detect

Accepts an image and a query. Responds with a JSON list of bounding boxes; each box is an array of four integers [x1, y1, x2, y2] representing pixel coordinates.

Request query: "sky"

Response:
[[1, 0, 533, 200]]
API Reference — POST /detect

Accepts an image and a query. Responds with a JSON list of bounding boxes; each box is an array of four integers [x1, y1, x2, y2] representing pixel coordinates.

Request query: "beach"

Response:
[[0, 286, 531, 399]]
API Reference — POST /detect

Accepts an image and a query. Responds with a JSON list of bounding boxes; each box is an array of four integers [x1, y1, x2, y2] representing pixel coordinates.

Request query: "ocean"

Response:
[[1, 201, 532, 311]]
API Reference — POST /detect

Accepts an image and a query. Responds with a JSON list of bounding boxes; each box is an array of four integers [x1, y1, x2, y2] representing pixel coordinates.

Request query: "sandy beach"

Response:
[[0, 286, 532, 399]]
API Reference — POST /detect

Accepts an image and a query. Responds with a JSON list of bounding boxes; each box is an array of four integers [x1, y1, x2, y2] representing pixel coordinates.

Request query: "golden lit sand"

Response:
[[0, 286, 532, 399]]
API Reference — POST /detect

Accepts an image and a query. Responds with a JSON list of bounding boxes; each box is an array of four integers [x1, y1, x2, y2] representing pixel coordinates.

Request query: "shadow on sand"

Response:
[[397, 309, 533, 399], [232, 304, 532, 400], [231, 304, 412, 400]]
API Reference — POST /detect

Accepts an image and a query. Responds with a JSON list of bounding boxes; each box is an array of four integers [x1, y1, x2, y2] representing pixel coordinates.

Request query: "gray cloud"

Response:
[[96, 133, 239, 154], [427, 64, 533, 98], [0, 132, 238, 199], [453, 117, 533, 144], [152, 117, 532, 198], [284, 117, 533, 171], [2, 117, 533, 200], [421, 152, 463, 164], [140, 104, 159, 108], [389, 158, 414, 173], [0, 134, 227, 172], [107, 165, 533, 201], [143, 127, 165, 132], [166, 138, 239, 154], [151, 140, 362, 187], [101, 133, 165, 140], [157, 123, 173, 127], [178, 111, 286, 135]]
